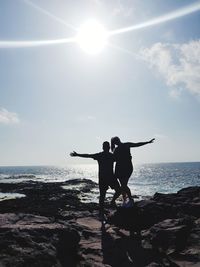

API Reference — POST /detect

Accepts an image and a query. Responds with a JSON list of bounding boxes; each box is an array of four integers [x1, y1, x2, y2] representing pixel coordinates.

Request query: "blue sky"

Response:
[[0, 0, 200, 166]]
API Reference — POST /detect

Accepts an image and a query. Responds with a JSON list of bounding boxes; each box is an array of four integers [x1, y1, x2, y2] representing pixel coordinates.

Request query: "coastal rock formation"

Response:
[[0, 180, 199, 266], [108, 186, 200, 266], [0, 213, 80, 267], [0, 179, 98, 267]]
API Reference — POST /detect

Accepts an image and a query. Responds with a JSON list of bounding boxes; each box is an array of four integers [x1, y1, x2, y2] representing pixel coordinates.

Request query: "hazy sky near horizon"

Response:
[[0, 0, 200, 166]]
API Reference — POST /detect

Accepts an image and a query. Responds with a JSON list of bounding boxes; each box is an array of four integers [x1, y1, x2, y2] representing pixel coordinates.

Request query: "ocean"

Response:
[[0, 162, 199, 201]]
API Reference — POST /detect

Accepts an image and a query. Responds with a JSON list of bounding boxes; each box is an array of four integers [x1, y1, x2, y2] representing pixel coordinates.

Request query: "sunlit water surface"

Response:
[[0, 163, 199, 201]]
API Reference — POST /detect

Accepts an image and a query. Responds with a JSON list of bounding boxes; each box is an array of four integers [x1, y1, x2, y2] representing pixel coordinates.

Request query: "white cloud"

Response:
[[0, 108, 20, 124], [140, 40, 200, 99]]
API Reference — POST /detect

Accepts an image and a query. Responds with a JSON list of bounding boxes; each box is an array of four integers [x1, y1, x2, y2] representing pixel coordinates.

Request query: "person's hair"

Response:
[[111, 136, 120, 152]]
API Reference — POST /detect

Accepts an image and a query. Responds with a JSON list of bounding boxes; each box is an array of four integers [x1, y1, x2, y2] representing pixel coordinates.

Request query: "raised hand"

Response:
[[149, 138, 155, 144], [70, 151, 78, 157]]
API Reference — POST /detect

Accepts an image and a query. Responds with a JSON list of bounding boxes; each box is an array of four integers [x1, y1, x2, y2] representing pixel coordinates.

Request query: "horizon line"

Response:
[[0, 160, 199, 168]]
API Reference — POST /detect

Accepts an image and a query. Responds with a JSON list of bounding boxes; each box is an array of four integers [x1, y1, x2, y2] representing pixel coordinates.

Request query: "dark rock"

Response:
[[107, 187, 200, 267], [0, 179, 98, 217], [56, 228, 81, 267], [177, 187, 200, 198], [180, 203, 200, 217], [172, 218, 200, 263], [0, 213, 80, 267], [0, 180, 199, 267], [146, 263, 163, 267], [107, 200, 175, 233], [149, 217, 193, 253], [153, 187, 200, 218]]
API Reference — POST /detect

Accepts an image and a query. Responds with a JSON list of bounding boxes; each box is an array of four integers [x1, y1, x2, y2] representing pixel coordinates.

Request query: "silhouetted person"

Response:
[[70, 141, 121, 218], [111, 137, 155, 203]]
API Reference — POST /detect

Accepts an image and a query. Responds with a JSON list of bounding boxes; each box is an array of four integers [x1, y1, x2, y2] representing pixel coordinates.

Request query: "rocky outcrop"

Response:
[[0, 179, 99, 217], [0, 180, 199, 267], [108, 186, 200, 267], [0, 213, 80, 267], [0, 179, 97, 267]]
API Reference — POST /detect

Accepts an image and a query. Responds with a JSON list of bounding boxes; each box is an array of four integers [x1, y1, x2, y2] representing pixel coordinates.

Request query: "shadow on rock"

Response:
[[56, 229, 81, 267], [101, 226, 178, 267]]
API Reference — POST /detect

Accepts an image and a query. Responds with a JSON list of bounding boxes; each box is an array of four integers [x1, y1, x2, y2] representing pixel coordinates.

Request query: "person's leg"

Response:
[[111, 180, 121, 205], [125, 185, 132, 200], [111, 189, 121, 203], [122, 191, 127, 202], [99, 186, 107, 216], [113, 167, 122, 202], [123, 166, 133, 201], [120, 177, 133, 201]]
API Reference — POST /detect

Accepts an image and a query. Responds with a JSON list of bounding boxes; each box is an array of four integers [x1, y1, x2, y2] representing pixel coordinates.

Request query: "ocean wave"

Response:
[[0, 192, 26, 201], [131, 182, 158, 186], [6, 174, 36, 180]]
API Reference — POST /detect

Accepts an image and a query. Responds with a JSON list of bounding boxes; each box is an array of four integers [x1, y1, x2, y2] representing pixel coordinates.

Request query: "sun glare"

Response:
[[76, 20, 108, 54]]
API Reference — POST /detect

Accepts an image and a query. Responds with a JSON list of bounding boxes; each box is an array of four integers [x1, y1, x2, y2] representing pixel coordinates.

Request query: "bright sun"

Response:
[[76, 20, 108, 54]]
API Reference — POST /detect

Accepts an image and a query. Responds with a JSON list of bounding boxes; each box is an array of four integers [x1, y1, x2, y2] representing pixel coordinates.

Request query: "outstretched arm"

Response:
[[127, 138, 155, 148], [70, 151, 95, 158]]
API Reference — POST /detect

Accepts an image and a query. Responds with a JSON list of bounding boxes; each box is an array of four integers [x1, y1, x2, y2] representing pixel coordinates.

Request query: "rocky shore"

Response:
[[0, 179, 199, 267]]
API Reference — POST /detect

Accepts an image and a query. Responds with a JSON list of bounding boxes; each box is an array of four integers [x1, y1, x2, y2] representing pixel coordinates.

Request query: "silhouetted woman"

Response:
[[111, 136, 155, 203]]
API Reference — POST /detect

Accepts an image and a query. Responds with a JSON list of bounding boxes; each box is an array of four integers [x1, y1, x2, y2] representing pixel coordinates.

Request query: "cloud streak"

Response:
[[140, 40, 200, 98], [0, 108, 20, 124]]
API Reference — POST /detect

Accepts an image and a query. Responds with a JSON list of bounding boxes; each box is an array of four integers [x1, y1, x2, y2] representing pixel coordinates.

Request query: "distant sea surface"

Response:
[[0, 162, 199, 197]]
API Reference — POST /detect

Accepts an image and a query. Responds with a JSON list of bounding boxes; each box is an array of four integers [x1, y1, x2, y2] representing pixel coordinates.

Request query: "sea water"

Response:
[[0, 162, 199, 198]]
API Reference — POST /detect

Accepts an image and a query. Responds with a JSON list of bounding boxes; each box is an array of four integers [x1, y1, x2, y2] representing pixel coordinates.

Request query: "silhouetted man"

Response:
[[70, 141, 120, 218]]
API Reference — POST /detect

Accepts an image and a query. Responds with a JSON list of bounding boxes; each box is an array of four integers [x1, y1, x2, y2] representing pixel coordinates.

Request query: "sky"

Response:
[[0, 0, 200, 166]]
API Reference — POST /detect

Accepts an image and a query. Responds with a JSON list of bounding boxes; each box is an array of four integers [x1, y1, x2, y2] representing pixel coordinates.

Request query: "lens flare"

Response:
[[1, 2, 200, 53], [23, 0, 77, 31], [0, 38, 75, 48], [109, 2, 200, 36]]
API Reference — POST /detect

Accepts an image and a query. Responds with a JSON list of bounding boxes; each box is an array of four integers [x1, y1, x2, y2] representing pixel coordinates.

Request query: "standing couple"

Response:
[[70, 136, 155, 216]]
